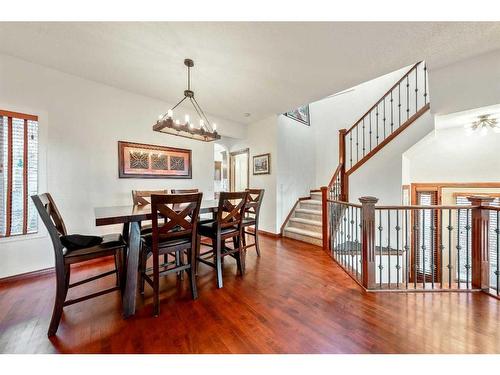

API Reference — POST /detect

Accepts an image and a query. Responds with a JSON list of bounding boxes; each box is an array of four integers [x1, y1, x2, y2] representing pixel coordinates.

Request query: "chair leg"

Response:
[[139, 249, 148, 295], [48, 263, 68, 337], [254, 227, 261, 257], [153, 250, 160, 317], [195, 234, 201, 276], [175, 252, 184, 281], [235, 236, 244, 276], [188, 247, 198, 300], [114, 251, 121, 287], [215, 237, 223, 289]]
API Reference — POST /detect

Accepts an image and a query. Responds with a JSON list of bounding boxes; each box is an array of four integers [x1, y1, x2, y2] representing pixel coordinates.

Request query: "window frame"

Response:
[[0, 109, 39, 238]]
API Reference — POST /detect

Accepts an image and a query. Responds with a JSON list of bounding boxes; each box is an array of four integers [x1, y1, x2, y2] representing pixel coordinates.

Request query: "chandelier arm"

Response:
[[192, 96, 214, 132], [171, 96, 188, 111]]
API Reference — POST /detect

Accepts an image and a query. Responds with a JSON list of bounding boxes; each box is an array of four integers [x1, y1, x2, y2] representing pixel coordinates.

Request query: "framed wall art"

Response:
[[253, 153, 271, 175], [118, 141, 192, 179], [284, 104, 310, 126]]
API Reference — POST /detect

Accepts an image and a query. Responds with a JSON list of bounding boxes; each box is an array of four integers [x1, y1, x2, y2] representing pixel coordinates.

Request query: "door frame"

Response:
[[229, 148, 250, 192]]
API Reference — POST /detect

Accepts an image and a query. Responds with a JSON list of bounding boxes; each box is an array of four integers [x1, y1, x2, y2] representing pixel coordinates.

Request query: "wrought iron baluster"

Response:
[[413, 210, 418, 288], [466, 208, 471, 289], [376, 105, 379, 146], [406, 76, 410, 121], [398, 82, 401, 128], [378, 210, 383, 288], [424, 62, 428, 105], [356, 125, 359, 164], [369, 112, 372, 153], [396, 209, 400, 288], [349, 206, 354, 272], [422, 208, 426, 289], [496, 211, 499, 295], [439, 209, 444, 289], [448, 209, 452, 289], [383, 99, 386, 139], [362, 118, 366, 158], [387, 210, 391, 288], [457, 209, 461, 289], [415, 65, 418, 113], [405, 209, 409, 289], [390, 91, 394, 134], [430, 208, 435, 289], [355, 207, 359, 277], [349, 132, 353, 170]]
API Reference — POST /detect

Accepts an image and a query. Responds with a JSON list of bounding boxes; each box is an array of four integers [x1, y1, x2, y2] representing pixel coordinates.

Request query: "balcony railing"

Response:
[[323, 194, 500, 296]]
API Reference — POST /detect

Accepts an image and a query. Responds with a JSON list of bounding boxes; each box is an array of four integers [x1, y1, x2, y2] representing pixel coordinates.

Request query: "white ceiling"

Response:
[[1, 22, 500, 125]]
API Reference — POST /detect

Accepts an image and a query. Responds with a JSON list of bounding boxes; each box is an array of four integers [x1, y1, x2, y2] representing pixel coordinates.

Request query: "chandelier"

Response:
[[465, 114, 500, 136], [153, 59, 221, 142]]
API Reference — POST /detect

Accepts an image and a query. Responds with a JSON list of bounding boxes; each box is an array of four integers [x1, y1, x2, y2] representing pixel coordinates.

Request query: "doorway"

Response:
[[229, 148, 249, 192]]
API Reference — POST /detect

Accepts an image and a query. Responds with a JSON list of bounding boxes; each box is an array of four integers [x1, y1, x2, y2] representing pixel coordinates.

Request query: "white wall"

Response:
[[276, 115, 315, 227], [429, 49, 500, 116], [0, 53, 246, 278], [403, 126, 500, 184], [229, 116, 278, 234], [311, 66, 410, 187], [349, 111, 434, 205]]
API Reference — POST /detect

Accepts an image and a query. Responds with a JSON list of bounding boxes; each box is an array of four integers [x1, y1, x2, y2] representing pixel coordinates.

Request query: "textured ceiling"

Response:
[[1, 22, 500, 124]]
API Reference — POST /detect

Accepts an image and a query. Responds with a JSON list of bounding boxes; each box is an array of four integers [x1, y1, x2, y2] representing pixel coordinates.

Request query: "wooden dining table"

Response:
[[94, 200, 219, 318]]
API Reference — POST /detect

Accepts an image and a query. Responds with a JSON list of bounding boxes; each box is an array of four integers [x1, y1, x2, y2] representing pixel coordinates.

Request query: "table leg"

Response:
[[123, 221, 140, 318]]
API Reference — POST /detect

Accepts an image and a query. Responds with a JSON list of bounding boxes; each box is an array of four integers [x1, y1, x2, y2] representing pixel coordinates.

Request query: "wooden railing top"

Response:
[[345, 61, 422, 135], [327, 163, 343, 189], [327, 199, 362, 208], [375, 204, 479, 210]]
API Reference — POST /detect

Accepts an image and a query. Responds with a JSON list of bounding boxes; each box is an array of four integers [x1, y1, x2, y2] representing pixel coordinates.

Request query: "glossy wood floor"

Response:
[[1, 236, 500, 354]]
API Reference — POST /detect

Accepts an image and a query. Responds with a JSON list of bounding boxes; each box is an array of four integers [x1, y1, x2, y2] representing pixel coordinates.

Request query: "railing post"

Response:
[[468, 196, 494, 291], [321, 186, 329, 251], [359, 196, 378, 289], [339, 129, 347, 201]]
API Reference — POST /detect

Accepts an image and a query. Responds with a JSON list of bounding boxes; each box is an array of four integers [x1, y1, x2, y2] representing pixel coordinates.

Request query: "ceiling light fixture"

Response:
[[465, 114, 500, 136], [153, 59, 221, 142]]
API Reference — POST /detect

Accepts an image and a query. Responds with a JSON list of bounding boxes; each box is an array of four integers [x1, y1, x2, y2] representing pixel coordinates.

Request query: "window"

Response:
[[414, 191, 439, 282], [0, 110, 39, 237]]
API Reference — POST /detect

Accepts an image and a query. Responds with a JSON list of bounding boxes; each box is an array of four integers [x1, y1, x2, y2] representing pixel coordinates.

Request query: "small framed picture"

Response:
[[253, 153, 271, 175]]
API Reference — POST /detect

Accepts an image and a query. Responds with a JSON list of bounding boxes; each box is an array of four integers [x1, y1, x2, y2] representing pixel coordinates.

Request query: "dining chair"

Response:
[[196, 191, 248, 288], [32, 193, 126, 337], [170, 189, 199, 194], [132, 189, 169, 206], [242, 189, 265, 256], [139, 193, 202, 316]]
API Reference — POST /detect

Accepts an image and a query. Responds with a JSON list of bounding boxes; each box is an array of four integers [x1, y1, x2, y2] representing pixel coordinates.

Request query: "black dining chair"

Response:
[[139, 192, 202, 316], [196, 191, 248, 288], [32, 193, 126, 337], [242, 189, 265, 256]]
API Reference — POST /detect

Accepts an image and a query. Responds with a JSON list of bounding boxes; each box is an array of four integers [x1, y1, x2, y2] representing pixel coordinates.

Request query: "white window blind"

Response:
[[0, 110, 39, 237]]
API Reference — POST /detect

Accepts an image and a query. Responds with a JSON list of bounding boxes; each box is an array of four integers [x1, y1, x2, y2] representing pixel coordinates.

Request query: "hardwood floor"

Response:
[[1, 236, 499, 354]]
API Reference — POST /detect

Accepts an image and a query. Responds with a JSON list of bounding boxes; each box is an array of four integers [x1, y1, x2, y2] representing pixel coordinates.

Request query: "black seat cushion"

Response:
[[141, 233, 191, 250], [198, 222, 239, 237], [60, 234, 103, 250], [242, 217, 256, 226], [64, 233, 126, 259]]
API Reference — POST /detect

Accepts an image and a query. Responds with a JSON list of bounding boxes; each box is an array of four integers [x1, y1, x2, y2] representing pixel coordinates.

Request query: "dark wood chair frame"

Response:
[[196, 191, 249, 289], [139, 193, 203, 316], [32, 193, 125, 337], [242, 189, 265, 257]]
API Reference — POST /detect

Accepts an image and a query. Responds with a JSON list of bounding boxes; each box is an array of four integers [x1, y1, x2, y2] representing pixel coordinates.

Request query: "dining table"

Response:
[[94, 199, 219, 318]]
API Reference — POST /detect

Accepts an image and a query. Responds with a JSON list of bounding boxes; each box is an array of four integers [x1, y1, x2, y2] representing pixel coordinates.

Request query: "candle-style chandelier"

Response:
[[153, 58, 221, 142]]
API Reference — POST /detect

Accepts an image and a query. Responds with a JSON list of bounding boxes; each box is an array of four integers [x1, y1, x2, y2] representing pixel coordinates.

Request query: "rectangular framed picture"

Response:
[[118, 141, 192, 179], [253, 153, 271, 175], [284, 104, 310, 126]]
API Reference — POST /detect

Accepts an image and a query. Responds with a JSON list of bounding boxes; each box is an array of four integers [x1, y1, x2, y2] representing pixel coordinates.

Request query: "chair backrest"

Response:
[[150, 193, 203, 246], [132, 189, 169, 205], [216, 191, 248, 230], [244, 189, 265, 220], [170, 188, 199, 194], [31, 193, 66, 260]]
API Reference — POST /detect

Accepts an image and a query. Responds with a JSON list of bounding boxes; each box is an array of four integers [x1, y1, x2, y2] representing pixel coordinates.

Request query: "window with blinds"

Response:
[[456, 196, 500, 289], [0, 110, 39, 237], [415, 191, 438, 282]]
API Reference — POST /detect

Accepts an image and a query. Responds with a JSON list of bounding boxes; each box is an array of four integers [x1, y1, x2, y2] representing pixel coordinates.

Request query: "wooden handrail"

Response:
[[328, 163, 343, 188], [345, 61, 422, 135]]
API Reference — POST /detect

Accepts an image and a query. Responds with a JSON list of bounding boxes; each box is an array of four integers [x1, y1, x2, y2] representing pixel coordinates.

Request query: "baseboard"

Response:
[[0, 267, 54, 284], [246, 227, 281, 238]]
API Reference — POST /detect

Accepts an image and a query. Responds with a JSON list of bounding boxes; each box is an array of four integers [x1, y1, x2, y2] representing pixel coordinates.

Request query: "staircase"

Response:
[[282, 61, 430, 248], [282, 191, 323, 246]]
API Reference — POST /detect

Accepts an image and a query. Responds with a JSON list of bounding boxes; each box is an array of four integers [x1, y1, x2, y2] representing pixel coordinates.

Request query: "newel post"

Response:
[[321, 186, 329, 252], [339, 129, 348, 201], [359, 196, 378, 289], [468, 196, 494, 291]]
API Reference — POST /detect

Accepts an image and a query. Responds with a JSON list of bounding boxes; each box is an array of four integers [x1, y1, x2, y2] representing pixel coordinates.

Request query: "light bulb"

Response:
[[185, 114, 190, 124], [167, 109, 173, 118], [199, 119, 204, 128], [213, 123, 217, 131]]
